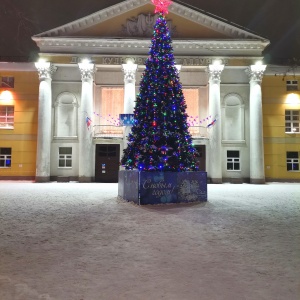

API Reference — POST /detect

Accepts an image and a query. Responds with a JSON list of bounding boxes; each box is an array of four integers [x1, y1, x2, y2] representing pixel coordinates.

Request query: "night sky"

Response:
[[0, 0, 299, 63]]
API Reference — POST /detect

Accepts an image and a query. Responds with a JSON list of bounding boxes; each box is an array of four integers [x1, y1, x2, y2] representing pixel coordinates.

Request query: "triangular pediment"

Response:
[[32, 0, 269, 58], [70, 4, 230, 39], [33, 0, 266, 41]]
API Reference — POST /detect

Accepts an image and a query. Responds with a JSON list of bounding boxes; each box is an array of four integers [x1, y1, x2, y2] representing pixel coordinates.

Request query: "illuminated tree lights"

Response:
[[121, 13, 198, 172]]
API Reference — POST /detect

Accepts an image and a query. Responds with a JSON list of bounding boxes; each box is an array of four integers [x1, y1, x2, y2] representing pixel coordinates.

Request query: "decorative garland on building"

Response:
[[91, 112, 216, 128]]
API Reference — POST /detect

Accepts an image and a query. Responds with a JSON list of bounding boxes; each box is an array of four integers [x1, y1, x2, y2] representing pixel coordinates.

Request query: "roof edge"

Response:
[[32, 0, 269, 43]]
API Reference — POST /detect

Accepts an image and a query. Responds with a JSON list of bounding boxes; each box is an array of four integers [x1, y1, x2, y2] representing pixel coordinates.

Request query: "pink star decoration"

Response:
[[151, 0, 173, 15]]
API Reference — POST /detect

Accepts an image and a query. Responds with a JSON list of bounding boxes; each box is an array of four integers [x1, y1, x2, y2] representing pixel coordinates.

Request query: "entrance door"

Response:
[[195, 145, 206, 171], [95, 144, 120, 182]]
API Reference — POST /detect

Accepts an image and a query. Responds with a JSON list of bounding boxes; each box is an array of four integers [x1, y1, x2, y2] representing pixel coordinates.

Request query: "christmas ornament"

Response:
[[151, 0, 172, 15]]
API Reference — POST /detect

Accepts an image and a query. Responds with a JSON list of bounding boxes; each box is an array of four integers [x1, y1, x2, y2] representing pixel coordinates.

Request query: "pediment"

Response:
[[32, 0, 269, 58], [33, 0, 266, 41], [53, 4, 231, 39]]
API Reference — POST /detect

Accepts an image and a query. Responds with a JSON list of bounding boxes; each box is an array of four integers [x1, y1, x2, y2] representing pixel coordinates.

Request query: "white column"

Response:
[[122, 61, 137, 149], [207, 63, 224, 183], [78, 61, 95, 182], [246, 64, 266, 184], [35, 61, 57, 182]]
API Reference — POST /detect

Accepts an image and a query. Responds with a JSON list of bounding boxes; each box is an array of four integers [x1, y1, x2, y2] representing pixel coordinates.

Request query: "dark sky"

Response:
[[0, 0, 299, 63]]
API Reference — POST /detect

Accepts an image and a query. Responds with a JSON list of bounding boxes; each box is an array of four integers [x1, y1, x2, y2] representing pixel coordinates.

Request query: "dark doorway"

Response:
[[95, 144, 120, 182], [195, 145, 206, 171]]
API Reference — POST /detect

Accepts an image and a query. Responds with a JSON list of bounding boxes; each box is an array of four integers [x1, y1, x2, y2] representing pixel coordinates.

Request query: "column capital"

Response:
[[207, 64, 224, 82], [78, 62, 95, 82], [35, 61, 57, 81], [175, 65, 181, 73], [246, 64, 266, 83], [122, 63, 138, 83]]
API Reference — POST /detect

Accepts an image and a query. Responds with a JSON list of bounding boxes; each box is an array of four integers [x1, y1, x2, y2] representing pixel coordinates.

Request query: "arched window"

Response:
[[54, 92, 78, 137], [222, 93, 245, 142]]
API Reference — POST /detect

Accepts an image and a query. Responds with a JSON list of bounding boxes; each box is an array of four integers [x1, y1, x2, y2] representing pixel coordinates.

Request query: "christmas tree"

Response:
[[121, 0, 198, 172]]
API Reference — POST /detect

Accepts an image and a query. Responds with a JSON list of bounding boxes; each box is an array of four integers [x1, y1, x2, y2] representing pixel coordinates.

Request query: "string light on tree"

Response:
[[121, 0, 198, 172]]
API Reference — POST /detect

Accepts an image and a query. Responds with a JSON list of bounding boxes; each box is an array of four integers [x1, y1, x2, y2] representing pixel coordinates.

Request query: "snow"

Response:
[[0, 181, 299, 300]]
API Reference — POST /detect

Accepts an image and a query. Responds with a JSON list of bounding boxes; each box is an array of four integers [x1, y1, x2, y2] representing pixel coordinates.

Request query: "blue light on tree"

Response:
[[121, 4, 198, 172]]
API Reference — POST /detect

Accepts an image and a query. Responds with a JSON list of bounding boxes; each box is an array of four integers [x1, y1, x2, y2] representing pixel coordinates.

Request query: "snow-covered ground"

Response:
[[0, 181, 299, 300]]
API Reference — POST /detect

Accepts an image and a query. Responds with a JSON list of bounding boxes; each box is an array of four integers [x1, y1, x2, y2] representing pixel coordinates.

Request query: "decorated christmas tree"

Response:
[[121, 0, 198, 172]]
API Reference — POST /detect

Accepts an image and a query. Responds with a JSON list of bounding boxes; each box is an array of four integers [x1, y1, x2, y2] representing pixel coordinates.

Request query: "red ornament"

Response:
[[151, 0, 172, 15], [152, 121, 157, 127]]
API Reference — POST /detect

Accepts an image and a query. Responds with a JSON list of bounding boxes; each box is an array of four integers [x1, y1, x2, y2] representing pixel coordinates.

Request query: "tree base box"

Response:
[[118, 170, 207, 205]]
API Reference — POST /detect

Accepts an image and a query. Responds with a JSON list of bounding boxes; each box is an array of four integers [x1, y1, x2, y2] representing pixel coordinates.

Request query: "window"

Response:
[[227, 150, 240, 171], [286, 152, 299, 171], [286, 80, 298, 91], [183, 88, 200, 136], [0, 148, 11, 168], [285, 110, 299, 133], [97, 145, 117, 157], [58, 147, 72, 168], [100, 87, 124, 126], [184, 88, 199, 119], [0, 106, 14, 129], [97, 87, 124, 135], [1, 76, 14, 88]]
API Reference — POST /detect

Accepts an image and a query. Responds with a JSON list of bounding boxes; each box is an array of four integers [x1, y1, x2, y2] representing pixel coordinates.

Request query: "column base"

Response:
[[250, 178, 265, 184], [35, 176, 50, 183], [210, 178, 222, 184], [78, 176, 92, 183]]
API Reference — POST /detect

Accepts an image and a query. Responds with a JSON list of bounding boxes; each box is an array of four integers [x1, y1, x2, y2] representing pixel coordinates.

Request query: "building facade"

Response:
[[0, 0, 299, 183], [263, 66, 300, 182], [0, 64, 39, 179]]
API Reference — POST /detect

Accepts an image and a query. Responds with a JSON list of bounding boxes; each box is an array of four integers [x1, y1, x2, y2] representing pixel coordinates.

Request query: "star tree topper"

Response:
[[151, 0, 172, 14]]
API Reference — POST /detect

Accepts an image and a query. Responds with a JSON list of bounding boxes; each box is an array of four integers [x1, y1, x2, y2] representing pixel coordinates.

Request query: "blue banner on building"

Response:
[[119, 114, 134, 126]]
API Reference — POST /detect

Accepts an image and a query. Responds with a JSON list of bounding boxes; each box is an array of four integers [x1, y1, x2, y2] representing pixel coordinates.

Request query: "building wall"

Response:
[[4, 63, 296, 183], [262, 75, 300, 182], [50, 66, 82, 180], [220, 68, 251, 182], [0, 70, 39, 179]]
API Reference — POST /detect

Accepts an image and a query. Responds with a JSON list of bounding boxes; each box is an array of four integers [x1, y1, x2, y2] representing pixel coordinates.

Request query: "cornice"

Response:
[[0, 62, 36, 71], [33, 37, 268, 57], [264, 64, 300, 76]]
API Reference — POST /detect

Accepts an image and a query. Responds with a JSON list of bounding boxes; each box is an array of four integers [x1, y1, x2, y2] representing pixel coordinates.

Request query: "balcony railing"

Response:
[[93, 125, 124, 138], [189, 126, 209, 139], [92, 125, 208, 139]]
